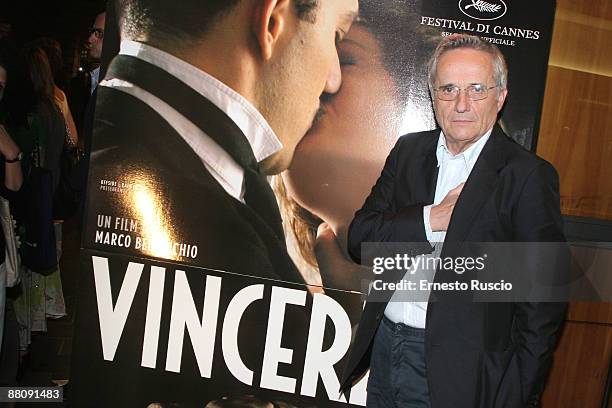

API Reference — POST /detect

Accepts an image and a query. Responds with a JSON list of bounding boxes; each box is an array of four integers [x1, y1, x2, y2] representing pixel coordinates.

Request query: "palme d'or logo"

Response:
[[459, 0, 507, 21]]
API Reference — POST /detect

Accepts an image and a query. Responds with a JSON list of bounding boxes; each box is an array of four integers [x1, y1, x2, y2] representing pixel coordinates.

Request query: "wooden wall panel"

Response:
[[536, 0, 612, 221], [568, 303, 612, 326], [556, 0, 611, 23], [536, 1, 611, 406], [542, 323, 612, 407], [536, 67, 612, 220], [550, 3, 612, 77]]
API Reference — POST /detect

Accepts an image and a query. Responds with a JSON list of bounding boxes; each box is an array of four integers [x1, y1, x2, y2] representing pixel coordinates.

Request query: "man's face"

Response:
[[87, 12, 106, 61], [259, 0, 359, 174], [432, 48, 507, 153]]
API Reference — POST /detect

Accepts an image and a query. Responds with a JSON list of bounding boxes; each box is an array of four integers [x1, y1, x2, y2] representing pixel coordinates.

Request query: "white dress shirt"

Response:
[[99, 40, 282, 202], [384, 128, 492, 328], [91, 66, 100, 95]]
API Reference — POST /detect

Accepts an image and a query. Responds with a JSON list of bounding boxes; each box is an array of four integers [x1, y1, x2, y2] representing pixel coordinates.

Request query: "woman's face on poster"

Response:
[[283, 25, 401, 235]]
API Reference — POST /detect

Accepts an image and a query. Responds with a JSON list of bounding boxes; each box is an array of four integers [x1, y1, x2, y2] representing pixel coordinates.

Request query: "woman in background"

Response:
[[35, 37, 79, 147], [277, 0, 438, 292], [9, 46, 67, 355], [0, 46, 24, 384]]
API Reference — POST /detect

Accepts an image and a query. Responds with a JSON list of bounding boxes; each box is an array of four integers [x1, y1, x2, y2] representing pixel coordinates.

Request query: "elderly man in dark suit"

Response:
[[340, 34, 567, 408]]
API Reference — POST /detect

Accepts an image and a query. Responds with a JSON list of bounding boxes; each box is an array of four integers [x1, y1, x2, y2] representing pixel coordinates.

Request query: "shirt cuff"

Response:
[[423, 204, 434, 244]]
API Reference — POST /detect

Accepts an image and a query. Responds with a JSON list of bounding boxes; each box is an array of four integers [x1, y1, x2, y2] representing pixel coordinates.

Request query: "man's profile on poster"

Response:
[[73, 0, 360, 406], [84, 0, 358, 282]]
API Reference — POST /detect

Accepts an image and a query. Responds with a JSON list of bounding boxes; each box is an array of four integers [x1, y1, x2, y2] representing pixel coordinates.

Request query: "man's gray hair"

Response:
[[427, 34, 508, 97]]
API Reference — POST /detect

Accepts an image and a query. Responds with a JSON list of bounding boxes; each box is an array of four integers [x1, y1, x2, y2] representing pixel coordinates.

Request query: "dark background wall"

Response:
[[4, 0, 106, 44], [2, 0, 107, 85]]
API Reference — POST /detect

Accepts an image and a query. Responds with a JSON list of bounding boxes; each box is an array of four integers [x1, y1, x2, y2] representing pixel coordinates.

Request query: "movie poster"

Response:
[[71, 0, 556, 406]]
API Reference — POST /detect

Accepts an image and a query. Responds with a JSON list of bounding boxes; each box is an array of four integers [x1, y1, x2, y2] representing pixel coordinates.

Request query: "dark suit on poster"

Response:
[[85, 55, 303, 284], [72, 55, 309, 406], [340, 126, 568, 407]]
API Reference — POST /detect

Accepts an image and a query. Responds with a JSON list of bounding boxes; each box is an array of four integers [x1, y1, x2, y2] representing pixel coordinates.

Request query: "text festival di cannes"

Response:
[[420, 13, 541, 47]]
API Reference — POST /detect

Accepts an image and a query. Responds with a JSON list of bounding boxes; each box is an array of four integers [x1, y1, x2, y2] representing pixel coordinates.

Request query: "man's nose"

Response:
[[454, 89, 471, 113], [324, 53, 342, 95]]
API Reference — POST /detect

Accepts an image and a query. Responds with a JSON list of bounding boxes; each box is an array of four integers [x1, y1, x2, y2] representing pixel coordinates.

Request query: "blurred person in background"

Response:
[[9, 46, 67, 357], [0, 20, 11, 42], [0, 45, 24, 386], [36, 38, 82, 221], [85, 11, 106, 93], [69, 10, 106, 138], [35, 37, 79, 146]]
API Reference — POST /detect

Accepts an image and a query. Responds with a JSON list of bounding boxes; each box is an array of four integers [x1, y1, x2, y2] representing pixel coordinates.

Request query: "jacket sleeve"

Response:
[[511, 161, 569, 407], [347, 136, 433, 264]]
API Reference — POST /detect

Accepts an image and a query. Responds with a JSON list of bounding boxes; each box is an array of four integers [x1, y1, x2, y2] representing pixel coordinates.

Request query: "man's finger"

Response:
[[314, 222, 347, 269], [451, 182, 465, 194]]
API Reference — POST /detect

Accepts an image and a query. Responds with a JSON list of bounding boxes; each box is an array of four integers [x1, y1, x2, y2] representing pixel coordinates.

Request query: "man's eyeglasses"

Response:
[[89, 28, 104, 39], [434, 84, 497, 101]]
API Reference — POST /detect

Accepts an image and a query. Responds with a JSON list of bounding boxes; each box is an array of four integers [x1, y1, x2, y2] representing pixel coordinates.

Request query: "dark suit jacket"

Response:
[[72, 56, 309, 406], [68, 69, 92, 137], [341, 126, 568, 408]]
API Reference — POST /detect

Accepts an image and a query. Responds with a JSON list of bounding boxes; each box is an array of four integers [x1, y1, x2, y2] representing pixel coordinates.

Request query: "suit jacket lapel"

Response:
[[444, 125, 506, 244], [106, 55, 258, 170], [105, 55, 286, 240], [412, 131, 439, 205]]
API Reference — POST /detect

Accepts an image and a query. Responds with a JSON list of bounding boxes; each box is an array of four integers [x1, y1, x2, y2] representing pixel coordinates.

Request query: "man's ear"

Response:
[[252, 0, 292, 61], [497, 88, 508, 112]]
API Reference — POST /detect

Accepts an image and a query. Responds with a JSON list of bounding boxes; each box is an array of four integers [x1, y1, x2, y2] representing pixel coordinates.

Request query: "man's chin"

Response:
[[301, 122, 320, 143], [307, 105, 327, 133], [297, 108, 326, 146]]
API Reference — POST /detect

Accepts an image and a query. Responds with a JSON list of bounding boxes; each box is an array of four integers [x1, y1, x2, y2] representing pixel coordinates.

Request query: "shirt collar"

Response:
[[118, 40, 282, 162], [91, 66, 101, 94], [436, 127, 493, 172]]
